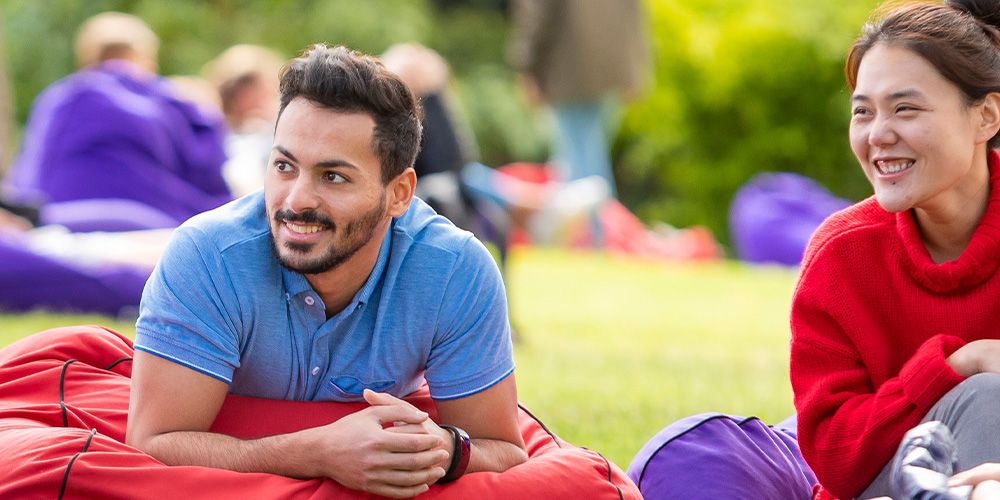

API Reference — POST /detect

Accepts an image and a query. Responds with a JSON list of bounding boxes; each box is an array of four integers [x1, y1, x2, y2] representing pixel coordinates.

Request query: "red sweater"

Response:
[[791, 151, 1000, 500]]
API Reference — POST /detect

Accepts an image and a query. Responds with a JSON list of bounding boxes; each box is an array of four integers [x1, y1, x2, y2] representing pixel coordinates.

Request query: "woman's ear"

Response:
[[976, 92, 1000, 145], [387, 167, 416, 217]]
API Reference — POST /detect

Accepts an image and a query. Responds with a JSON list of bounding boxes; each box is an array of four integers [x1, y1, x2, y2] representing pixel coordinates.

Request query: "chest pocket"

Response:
[[320, 375, 396, 402]]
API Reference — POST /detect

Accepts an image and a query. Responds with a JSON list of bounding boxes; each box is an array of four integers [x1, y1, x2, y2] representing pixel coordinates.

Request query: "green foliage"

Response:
[[617, 0, 882, 247]]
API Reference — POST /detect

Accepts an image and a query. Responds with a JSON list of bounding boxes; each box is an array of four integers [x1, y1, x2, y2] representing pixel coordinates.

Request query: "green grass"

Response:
[[0, 247, 798, 471]]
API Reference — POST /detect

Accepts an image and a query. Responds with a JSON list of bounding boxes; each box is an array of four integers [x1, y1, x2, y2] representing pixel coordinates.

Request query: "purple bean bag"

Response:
[[5, 60, 231, 225], [0, 233, 149, 316], [729, 173, 850, 266], [627, 413, 817, 499]]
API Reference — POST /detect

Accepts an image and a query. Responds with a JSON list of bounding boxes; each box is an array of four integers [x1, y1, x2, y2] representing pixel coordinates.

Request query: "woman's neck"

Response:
[[914, 151, 992, 264]]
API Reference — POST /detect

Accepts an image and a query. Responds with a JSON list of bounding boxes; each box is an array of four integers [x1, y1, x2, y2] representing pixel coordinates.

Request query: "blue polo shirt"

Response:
[[134, 192, 514, 402]]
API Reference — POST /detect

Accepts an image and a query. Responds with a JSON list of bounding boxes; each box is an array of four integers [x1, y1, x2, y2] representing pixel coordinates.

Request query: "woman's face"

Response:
[[849, 43, 986, 214]]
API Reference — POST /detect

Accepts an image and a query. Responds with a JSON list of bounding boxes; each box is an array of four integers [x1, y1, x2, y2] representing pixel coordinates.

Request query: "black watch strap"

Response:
[[439, 424, 471, 483]]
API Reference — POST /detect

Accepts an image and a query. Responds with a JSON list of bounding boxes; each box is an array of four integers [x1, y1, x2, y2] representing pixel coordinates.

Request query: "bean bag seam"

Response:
[[519, 403, 625, 499], [637, 414, 765, 489], [517, 403, 562, 448], [58, 427, 97, 500], [105, 357, 133, 370], [59, 359, 78, 427], [587, 447, 624, 500]]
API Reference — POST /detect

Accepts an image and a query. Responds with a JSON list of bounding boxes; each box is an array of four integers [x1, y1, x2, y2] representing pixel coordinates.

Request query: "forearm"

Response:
[[467, 438, 527, 474], [141, 429, 316, 478]]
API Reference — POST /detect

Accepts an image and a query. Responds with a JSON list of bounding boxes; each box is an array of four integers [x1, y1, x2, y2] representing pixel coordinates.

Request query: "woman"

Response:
[[790, 1, 1000, 498]]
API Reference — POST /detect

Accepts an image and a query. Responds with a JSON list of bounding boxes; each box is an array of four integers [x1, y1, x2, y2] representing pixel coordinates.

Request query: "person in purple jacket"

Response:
[[3, 12, 231, 228]]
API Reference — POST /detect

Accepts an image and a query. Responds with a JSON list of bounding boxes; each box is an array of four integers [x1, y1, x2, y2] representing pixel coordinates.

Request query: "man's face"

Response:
[[264, 97, 388, 275]]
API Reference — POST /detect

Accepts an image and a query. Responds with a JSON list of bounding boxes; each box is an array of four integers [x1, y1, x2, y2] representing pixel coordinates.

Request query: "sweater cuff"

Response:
[[899, 334, 967, 408]]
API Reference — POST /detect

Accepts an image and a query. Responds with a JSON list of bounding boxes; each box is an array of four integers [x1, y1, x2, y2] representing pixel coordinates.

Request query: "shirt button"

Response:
[[304, 296, 315, 306], [311, 366, 320, 376]]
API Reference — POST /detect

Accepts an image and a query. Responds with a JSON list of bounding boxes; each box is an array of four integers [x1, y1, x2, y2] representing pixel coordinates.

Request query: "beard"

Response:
[[270, 196, 387, 275]]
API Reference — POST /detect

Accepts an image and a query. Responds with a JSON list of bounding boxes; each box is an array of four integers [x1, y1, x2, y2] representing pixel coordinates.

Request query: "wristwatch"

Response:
[[438, 424, 471, 483]]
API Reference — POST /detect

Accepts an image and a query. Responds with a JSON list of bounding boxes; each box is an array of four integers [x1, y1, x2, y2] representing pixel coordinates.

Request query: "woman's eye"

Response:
[[852, 106, 870, 116]]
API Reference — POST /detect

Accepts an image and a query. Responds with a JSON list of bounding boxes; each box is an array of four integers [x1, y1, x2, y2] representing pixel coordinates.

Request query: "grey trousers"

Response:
[[860, 373, 1000, 499]]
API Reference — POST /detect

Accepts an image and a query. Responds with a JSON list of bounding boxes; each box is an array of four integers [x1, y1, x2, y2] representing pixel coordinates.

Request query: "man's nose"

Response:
[[285, 175, 319, 213]]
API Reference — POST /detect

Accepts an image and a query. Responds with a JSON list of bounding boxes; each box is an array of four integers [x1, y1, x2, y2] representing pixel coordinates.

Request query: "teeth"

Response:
[[286, 222, 325, 234], [876, 159, 913, 175]]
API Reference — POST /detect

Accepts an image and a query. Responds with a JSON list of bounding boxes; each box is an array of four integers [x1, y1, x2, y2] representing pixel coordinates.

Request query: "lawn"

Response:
[[0, 247, 799, 471]]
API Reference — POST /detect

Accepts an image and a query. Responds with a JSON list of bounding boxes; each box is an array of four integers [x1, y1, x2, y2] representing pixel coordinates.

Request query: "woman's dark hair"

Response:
[[845, 0, 1000, 148], [278, 44, 422, 183]]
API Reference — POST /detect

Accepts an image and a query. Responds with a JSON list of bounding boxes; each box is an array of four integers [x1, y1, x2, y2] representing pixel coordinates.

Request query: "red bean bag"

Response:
[[0, 325, 638, 499]]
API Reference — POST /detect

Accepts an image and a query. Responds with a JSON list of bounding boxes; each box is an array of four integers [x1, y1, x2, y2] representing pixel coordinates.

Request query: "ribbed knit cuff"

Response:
[[899, 334, 967, 408]]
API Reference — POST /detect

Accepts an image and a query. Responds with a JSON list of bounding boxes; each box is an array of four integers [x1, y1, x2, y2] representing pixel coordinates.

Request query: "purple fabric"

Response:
[[5, 60, 231, 226], [39, 198, 178, 232], [627, 413, 817, 500], [0, 232, 150, 316], [729, 172, 851, 266]]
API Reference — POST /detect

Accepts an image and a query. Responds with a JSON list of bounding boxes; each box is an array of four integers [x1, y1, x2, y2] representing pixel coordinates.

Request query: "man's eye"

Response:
[[324, 172, 346, 183], [274, 161, 292, 172]]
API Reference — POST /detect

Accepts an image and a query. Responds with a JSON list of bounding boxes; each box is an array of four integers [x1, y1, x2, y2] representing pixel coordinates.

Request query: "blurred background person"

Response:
[[2, 11, 231, 231], [202, 44, 284, 197], [507, 0, 651, 197]]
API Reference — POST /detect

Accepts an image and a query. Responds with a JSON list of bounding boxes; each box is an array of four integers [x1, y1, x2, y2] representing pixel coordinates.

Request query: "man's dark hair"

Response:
[[278, 44, 422, 183]]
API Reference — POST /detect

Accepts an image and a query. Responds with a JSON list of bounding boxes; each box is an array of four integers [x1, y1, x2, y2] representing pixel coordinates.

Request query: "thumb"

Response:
[[364, 389, 419, 411]]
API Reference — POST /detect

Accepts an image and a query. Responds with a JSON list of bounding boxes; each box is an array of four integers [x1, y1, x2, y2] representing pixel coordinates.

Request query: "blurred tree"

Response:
[[615, 0, 880, 247]]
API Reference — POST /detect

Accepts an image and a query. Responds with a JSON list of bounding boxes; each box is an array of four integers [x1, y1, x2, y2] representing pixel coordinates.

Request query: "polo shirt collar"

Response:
[[280, 224, 394, 307]]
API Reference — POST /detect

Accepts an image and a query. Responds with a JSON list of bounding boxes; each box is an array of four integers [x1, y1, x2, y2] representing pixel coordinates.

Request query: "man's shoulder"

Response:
[[178, 191, 271, 253], [393, 197, 477, 257]]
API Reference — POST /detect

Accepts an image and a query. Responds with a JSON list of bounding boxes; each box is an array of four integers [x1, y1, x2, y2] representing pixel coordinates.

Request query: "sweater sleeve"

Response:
[[790, 283, 966, 499]]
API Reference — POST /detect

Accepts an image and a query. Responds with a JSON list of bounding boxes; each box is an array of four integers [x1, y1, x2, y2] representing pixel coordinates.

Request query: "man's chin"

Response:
[[276, 248, 345, 275]]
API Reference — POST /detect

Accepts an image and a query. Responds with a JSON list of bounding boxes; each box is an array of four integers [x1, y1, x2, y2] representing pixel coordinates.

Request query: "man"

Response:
[[126, 44, 527, 498], [4, 12, 231, 226]]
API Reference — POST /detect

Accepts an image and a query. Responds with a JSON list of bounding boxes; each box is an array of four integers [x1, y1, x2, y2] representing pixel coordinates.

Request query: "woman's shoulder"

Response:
[[800, 196, 893, 270]]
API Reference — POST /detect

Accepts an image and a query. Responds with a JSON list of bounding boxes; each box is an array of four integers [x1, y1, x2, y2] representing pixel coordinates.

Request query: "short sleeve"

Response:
[[424, 236, 515, 400], [134, 226, 243, 383]]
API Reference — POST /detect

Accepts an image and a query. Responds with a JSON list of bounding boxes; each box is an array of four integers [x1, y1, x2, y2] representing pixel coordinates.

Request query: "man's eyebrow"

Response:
[[272, 145, 359, 170]]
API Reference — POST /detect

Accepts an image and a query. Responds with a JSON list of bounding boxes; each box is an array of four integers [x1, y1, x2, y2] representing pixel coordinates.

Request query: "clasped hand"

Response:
[[301, 389, 453, 498]]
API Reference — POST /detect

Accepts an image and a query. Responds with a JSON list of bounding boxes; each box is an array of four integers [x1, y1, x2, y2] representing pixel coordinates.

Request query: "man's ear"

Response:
[[976, 92, 1000, 145], [386, 167, 416, 217]]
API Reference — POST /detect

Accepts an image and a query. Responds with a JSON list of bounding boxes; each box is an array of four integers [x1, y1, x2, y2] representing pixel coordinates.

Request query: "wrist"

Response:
[[947, 344, 978, 377], [438, 424, 471, 483]]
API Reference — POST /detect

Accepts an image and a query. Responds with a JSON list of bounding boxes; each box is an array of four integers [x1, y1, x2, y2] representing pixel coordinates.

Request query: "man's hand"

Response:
[[946, 340, 1000, 377], [301, 395, 449, 498], [365, 390, 453, 472]]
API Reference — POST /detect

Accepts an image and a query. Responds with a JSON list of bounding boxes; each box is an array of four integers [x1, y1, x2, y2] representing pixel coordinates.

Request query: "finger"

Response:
[[365, 482, 430, 499], [370, 466, 447, 488], [365, 389, 420, 411], [378, 430, 443, 453], [951, 464, 1000, 486], [386, 423, 431, 434], [367, 403, 428, 426], [380, 448, 451, 471]]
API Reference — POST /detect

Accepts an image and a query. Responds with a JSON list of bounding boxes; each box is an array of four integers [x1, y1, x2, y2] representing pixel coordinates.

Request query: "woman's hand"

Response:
[[951, 465, 1000, 499], [946, 340, 1000, 377]]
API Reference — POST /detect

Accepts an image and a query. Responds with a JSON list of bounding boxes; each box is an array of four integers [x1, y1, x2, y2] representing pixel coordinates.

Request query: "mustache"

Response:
[[273, 208, 334, 228]]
